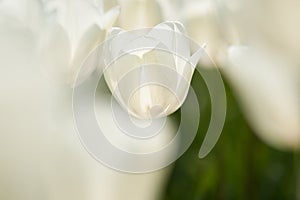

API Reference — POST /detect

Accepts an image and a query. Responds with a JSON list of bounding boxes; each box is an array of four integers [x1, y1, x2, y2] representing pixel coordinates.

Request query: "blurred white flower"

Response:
[[155, 0, 300, 150], [156, 0, 238, 67], [221, 0, 300, 64], [117, 0, 163, 29], [114, 0, 227, 66], [218, 0, 300, 149], [0, 0, 173, 200], [225, 46, 300, 149], [40, 0, 120, 85], [103, 21, 205, 119]]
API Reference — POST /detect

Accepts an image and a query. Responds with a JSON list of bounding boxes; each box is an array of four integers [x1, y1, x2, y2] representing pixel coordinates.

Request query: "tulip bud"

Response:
[[103, 21, 205, 119]]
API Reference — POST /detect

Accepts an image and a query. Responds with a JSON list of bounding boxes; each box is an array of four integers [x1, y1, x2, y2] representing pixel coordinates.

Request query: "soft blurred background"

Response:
[[165, 72, 299, 200], [0, 0, 299, 199]]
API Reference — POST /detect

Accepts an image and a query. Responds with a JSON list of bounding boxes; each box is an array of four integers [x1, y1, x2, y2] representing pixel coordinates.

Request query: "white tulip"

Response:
[[220, 0, 300, 64], [217, 0, 300, 150], [39, 0, 120, 85], [225, 46, 300, 149], [156, 0, 237, 67], [103, 21, 205, 119], [0, 1, 173, 200]]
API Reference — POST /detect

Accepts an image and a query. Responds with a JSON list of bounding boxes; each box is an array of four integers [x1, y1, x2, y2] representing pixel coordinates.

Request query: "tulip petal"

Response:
[[147, 21, 190, 77], [225, 45, 300, 149], [70, 25, 106, 86], [43, 0, 105, 55], [100, 5, 121, 29]]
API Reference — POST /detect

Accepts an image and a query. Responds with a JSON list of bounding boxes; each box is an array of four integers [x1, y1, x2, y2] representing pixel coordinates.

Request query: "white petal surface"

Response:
[[0, 0, 45, 33], [225, 46, 300, 150], [117, 0, 163, 29], [43, 0, 101, 56], [70, 25, 105, 85], [103, 21, 200, 119], [41, 0, 120, 85]]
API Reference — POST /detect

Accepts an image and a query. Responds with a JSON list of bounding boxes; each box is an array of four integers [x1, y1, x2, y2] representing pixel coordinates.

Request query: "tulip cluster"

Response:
[[1, 0, 300, 200]]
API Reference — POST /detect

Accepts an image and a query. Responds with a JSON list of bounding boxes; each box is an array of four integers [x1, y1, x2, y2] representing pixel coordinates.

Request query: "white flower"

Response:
[[103, 21, 205, 119], [40, 0, 120, 85], [218, 0, 300, 149], [0, 1, 172, 200], [156, 0, 236, 67], [156, 0, 300, 150], [221, 0, 300, 64], [225, 46, 300, 149]]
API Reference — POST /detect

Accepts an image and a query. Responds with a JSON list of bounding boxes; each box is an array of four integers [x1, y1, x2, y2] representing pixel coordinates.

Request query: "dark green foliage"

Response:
[[163, 70, 296, 200]]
